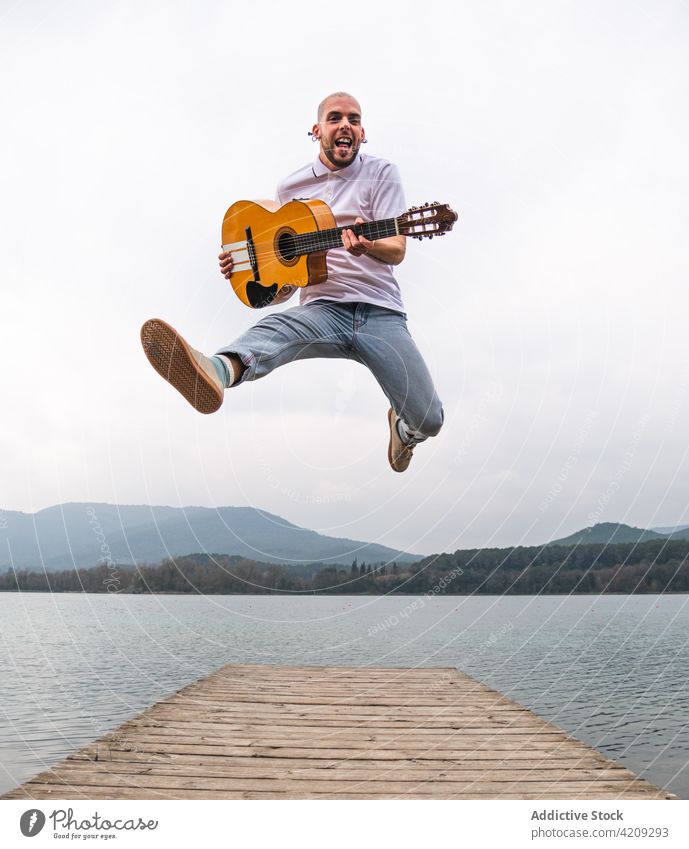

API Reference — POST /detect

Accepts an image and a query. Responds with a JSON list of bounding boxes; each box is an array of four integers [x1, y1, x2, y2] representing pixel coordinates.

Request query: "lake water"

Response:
[[1, 592, 688, 798]]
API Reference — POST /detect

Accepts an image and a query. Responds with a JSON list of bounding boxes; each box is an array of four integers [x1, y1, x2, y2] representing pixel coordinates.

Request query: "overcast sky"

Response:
[[1, 0, 688, 556]]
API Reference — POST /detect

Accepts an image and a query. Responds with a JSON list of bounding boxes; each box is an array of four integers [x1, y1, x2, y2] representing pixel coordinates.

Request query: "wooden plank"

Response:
[[90, 728, 569, 749], [1, 664, 676, 800], [69, 750, 615, 768], [138, 713, 528, 726], [76, 743, 606, 762], [212, 665, 459, 675], [5, 784, 670, 801], [8, 778, 664, 801], [138, 704, 522, 719], [18, 771, 658, 795], [112, 723, 568, 739], [192, 680, 490, 690], [27, 762, 640, 785], [160, 697, 512, 709], [125, 720, 553, 735]]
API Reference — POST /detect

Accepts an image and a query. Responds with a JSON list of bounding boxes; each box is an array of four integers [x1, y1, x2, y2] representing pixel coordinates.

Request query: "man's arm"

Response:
[[341, 218, 406, 265]]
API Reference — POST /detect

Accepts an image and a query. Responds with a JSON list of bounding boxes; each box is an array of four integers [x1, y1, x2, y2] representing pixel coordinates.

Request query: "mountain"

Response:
[[0, 503, 420, 572], [658, 528, 689, 542], [652, 524, 689, 540], [548, 522, 667, 547]]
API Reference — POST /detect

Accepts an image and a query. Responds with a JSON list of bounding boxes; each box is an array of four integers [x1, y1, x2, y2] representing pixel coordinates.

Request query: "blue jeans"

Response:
[[217, 300, 443, 440]]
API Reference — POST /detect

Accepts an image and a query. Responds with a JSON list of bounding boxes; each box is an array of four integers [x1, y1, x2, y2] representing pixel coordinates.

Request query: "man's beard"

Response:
[[322, 140, 360, 169]]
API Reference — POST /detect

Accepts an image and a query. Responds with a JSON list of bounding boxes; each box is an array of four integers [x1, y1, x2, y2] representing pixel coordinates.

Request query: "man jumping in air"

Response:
[[141, 92, 443, 472]]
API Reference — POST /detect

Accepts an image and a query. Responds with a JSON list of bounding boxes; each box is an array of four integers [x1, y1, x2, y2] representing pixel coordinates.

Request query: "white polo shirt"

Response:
[[275, 153, 407, 313]]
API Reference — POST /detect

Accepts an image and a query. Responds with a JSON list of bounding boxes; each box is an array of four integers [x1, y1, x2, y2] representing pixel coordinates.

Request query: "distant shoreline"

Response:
[[4, 537, 689, 595], [2, 589, 688, 597]]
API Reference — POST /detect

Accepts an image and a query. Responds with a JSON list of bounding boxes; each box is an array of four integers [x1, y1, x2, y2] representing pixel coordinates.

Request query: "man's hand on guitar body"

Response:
[[218, 250, 234, 280], [218, 248, 296, 305]]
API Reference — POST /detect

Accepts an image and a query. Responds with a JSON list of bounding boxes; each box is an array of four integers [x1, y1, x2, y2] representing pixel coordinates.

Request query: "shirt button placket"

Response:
[[324, 174, 334, 203]]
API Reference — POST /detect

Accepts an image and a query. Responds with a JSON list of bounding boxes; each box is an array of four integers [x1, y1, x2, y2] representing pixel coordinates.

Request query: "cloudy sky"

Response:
[[1, 0, 688, 556]]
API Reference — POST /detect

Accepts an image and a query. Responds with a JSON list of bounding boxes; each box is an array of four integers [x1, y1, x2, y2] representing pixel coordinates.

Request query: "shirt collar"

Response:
[[312, 153, 364, 180]]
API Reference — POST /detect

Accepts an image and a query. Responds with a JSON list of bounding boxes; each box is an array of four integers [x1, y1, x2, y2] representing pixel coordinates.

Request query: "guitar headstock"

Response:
[[398, 202, 458, 240]]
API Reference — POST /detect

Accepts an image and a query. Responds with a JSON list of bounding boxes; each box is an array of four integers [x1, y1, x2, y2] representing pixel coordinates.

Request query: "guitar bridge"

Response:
[[245, 226, 259, 281]]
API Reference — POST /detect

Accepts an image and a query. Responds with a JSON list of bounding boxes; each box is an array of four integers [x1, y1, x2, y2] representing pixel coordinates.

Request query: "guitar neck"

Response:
[[294, 217, 399, 256]]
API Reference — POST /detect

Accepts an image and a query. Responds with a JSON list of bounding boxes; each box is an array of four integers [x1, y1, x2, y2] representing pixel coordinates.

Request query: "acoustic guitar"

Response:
[[221, 199, 458, 308]]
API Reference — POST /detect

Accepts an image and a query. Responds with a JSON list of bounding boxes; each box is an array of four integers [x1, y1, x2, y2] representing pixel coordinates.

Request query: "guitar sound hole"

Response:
[[277, 231, 297, 261]]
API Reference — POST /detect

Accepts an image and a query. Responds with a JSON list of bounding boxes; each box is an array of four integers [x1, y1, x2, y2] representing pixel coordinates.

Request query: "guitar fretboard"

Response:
[[293, 218, 399, 256]]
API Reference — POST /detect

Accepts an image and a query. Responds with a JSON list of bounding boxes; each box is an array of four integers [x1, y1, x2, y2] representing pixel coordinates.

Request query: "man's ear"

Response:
[[311, 122, 320, 140]]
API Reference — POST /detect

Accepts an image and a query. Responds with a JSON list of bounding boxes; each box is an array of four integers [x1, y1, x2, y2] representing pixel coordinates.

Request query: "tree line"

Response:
[[1, 538, 688, 595]]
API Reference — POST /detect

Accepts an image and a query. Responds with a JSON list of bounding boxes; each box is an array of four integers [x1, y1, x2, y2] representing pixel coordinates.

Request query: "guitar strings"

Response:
[[240, 221, 398, 244], [294, 219, 398, 255], [230, 218, 402, 257], [225, 209, 443, 261], [240, 222, 437, 251]]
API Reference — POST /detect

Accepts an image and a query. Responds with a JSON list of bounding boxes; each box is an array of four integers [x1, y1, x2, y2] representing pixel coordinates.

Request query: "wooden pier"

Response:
[[2, 664, 676, 800]]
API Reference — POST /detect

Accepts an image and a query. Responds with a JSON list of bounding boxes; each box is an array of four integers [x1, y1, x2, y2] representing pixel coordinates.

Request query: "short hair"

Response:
[[317, 92, 361, 122]]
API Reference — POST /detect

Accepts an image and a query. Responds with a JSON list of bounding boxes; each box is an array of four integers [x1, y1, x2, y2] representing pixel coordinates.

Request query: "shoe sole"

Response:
[[140, 318, 222, 414]]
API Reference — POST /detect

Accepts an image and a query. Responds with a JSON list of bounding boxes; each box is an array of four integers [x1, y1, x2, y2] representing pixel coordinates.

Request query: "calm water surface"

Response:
[[1, 592, 688, 798]]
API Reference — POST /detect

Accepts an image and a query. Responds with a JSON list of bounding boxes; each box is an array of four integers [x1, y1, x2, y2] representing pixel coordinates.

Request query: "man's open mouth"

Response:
[[335, 137, 353, 151]]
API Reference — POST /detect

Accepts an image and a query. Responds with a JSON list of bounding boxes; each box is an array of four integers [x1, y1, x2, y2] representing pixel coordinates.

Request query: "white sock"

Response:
[[211, 354, 239, 388], [397, 418, 420, 445]]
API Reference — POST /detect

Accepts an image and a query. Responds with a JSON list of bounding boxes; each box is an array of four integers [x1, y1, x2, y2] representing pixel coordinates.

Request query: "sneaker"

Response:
[[387, 408, 415, 472], [140, 318, 224, 414]]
